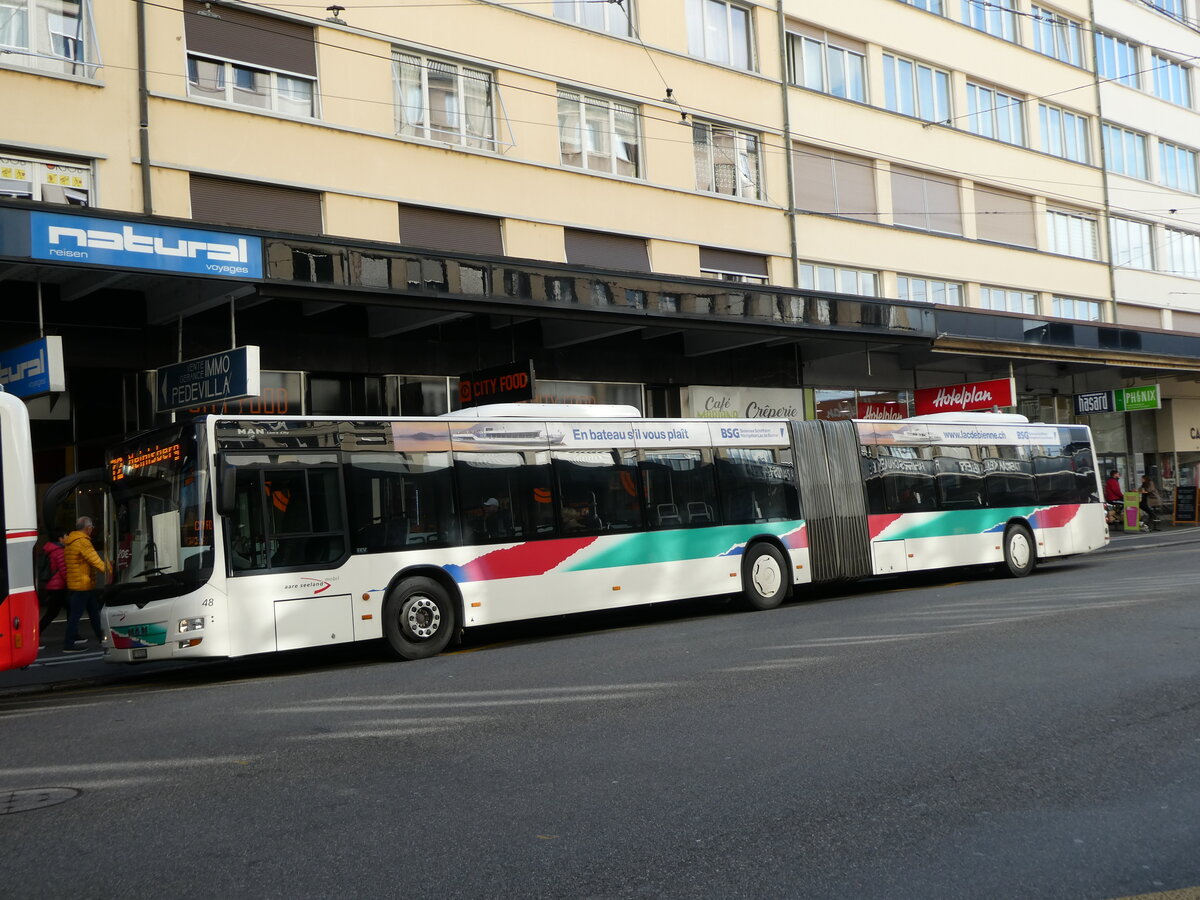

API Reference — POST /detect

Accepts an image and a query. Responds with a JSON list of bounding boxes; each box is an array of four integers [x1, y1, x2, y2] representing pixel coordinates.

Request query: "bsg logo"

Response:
[[720, 427, 741, 439]]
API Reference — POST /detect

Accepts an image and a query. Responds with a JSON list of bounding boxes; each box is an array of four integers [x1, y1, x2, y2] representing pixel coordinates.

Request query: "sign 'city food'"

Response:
[[913, 377, 1016, 416], [29, 212, 264, 278]]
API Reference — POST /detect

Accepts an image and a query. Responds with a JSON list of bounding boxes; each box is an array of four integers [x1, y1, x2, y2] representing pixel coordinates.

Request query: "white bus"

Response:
[[0, 387, 39, 670], [92, 405, 1107, 663]]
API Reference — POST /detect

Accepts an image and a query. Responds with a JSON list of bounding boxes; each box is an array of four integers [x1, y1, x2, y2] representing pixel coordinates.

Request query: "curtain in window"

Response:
[[461, 69, 494, 148], [393, 53, 425, 136]]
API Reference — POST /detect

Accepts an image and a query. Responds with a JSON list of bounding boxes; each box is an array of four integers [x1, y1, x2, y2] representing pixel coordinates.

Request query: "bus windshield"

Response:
[[106, 422, 214, 605]]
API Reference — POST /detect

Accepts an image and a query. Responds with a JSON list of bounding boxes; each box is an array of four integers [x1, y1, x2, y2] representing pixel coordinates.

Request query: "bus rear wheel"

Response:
[[1002, 524, 1036, 578], [741, 543, 789, 611], [383, 577, 456, 660]]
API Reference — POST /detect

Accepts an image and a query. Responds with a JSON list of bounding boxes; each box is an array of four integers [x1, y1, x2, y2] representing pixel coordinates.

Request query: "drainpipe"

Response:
[[136, 0, 154, 214], [775, 0, 800, 288], [1087, 0, 1116, 327]]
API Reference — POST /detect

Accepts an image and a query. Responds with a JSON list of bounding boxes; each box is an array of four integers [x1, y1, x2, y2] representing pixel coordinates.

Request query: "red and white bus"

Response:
[[0, 387, 38, 670], [88, 404, 1108, 664]]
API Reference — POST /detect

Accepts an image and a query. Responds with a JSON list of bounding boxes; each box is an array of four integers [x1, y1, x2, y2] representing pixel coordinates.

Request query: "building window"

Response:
[[1038, 104, 1088, 163], [0, 151, 91, 204], [1102, 124, 1148, 179], [0, 0, 99, 76], [967, 82, 1025, 145], [393, 51, 495, 150], [1030, 6, 1084, 67], [552, 0, 631, 35], [686, 0, 753, 70], [792, 144, 877, 222], [897, 0, 943, 12], [183, 1, 317, 115], [799, 262, 879, 295], [1095, 32, 1139, 88], [187, 54, 315, 117], [1109, 217, 1154, 270], [1152, 54, 1192, 108], [891, 166, 962, 235], [974, 186, 1036, 247], [787, 29, 865, 102], [1159, 141, 1198, 193], [1046, 209, 1099, 259], [557, 89, 640, 178], [1145, 0, 1184, 19], [1164, 228, 1200, 278], [960, 0, 1016, 41], [1051, 297, 1101, 321], [981, 286, 1036, 314], [897, 276, 963, 305], [693, 121, 761, 199], [882, 53, 950, 122], [700, 247, 768, 282]]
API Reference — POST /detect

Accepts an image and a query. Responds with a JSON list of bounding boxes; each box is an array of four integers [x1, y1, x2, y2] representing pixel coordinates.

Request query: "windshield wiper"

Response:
[[132, 566, 171, 578]]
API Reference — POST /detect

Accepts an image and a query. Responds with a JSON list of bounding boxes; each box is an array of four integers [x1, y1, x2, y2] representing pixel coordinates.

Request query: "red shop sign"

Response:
[[913, 377, 1016, 416], [857, 401, 908, 420]]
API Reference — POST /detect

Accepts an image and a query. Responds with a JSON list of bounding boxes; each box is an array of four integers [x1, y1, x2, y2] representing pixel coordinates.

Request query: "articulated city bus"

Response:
[[0, 388, 39, 671], [93, 404, 1107, 663]]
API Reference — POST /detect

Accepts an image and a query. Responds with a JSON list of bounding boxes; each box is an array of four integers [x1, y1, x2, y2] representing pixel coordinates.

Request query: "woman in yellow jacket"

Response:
[[62, 517, 110, 652]]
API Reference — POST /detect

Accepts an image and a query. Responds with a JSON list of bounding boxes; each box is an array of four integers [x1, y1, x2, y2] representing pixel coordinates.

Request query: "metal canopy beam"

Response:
[[144, 282, 257, 325], [366, 306, 468, 337], [682, 330, 769, 357], [541, 318, 641, 349]]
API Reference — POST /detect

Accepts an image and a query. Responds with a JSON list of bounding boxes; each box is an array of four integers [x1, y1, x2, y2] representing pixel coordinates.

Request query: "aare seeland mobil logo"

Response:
[[29, 212, 264, 279]]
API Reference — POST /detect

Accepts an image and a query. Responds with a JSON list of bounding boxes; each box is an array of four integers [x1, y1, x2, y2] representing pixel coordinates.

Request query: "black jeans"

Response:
[[38, 588, 69, 634], [63, 590, 104, 646]]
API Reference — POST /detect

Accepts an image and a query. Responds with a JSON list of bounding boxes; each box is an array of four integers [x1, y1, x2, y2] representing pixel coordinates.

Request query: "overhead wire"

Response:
[[103, 0, 1200, 229]]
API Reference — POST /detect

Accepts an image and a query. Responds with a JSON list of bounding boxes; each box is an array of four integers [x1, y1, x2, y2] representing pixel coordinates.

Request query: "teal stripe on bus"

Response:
[[561, 521, 805, 572]]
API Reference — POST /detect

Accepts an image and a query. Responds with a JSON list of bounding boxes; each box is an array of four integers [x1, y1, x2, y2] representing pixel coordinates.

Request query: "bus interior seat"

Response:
[[656, 503, 682, 526], [686, 501, 713, 522]]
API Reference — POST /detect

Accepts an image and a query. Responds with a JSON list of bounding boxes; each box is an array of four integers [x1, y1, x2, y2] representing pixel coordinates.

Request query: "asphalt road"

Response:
[[2, 532, 1199, 899]]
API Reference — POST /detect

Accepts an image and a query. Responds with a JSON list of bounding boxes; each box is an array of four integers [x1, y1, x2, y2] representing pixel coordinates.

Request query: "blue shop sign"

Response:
[[29, 212, 263, 279], [0, 336, 65, 398]]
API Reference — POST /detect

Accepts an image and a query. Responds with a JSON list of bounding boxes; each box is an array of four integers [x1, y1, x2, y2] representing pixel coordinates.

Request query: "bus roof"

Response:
[[442, 403, 644, 419], [900, 412, 1031, 424]]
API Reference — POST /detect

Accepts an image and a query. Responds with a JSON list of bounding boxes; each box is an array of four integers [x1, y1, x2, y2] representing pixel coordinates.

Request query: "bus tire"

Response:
[[741, 542, 789, 611], [1002, 524, 1036, 578], [383, 577, 456, 660]]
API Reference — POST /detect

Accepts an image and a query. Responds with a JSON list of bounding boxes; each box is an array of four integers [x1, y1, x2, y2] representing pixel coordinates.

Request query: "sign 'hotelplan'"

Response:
[[914, 377, 1017, 416]]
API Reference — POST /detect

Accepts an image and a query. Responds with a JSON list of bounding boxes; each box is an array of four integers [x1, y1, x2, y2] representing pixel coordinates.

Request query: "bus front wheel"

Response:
[[383, 577, 456, 660], [741, 543, 789, 611], [1002, 524, 1036, 578]]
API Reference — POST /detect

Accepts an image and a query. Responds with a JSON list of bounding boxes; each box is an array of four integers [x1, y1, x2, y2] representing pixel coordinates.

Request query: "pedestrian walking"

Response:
[[37, 528, 69, 650], [62, 516, 111, 652]]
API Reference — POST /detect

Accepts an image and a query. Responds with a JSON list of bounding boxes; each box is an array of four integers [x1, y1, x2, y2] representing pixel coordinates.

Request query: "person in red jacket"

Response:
[[1104, 470, 1122, 503], [37, 528, 69, 648]]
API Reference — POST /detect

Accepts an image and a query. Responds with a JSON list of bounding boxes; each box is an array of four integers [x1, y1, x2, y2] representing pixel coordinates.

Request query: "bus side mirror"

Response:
[[216, 459, 237, 518]]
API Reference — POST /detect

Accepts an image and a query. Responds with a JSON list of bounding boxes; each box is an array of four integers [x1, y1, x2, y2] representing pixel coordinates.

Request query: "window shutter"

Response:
[[793, 144, 875, 221], [1117, 304, 1161, 329], [699, 247, 767, 277], [975, 187, 1035, 247], [183, 0, 317, 76], [190, 175, 322, 233], [398, 205, 503, 256], [564, 229, 650, 272]]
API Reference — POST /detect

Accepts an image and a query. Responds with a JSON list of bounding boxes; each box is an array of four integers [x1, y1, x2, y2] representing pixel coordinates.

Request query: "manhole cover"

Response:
[[0, 788, 81, 814]]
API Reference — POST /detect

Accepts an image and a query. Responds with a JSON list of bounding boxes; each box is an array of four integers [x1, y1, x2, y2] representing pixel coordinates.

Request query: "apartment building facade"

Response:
[[4, 0, 1200, 493]]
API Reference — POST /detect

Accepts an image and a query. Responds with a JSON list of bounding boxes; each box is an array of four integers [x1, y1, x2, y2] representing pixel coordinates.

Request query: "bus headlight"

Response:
[[179, 617, 205, 633]]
